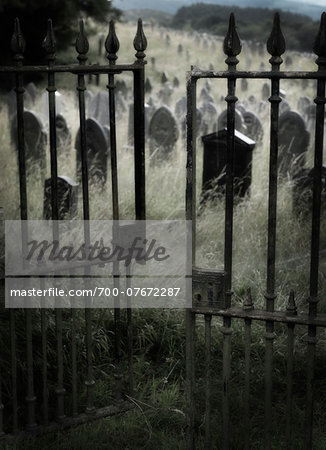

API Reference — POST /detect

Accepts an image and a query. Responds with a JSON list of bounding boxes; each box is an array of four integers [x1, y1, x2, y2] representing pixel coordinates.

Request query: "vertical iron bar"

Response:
[[12, 19, 37, 430], [106, 21, 122, 401], [76, 20, 95, 415], [305, 13, 326, 448], [185, 69, 197, 450], [204, 314, 212, 449], [126, 265, 134, 395], [265, 14, 285, 449], [71, 306, 78, 417], [133, 19, 147, 221], [10, 309, 18, 434], [41, 306, 48, 425], [221, 14, 241, 449], [285, 324, 295, 448], [244, 318, 251, 450]]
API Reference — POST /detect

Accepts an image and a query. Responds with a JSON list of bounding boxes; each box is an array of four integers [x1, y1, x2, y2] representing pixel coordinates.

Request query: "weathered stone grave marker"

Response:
[[88, 90, 109, 126], [43, 176, 79, 220], [243, 111, 263, 142], [201, 129, 255, 200], [217, 109, 245, 133], [56, 114, 72, 150], [148, 106, 179, 160], [278, 110, 310, 178], [75, 117, 109, 186], [11, 109, 47, 173]]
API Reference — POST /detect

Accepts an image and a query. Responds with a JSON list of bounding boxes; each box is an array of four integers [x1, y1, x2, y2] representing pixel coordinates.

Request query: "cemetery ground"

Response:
[[0, 18, 326, 449]]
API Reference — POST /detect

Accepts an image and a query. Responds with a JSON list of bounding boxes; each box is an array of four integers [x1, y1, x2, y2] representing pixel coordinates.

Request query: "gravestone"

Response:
[[149, 106, 179, 159], [26, 82, 37, 104], [279, 100, 291, 115], [200, 102, 218, 134], [75, 117, 109, 186], [292, 166, 326, 216], [201, 129, 256, 200], [161, 72, 168, 84], [173, 77, 180, 88], [241, 79, 248, 91], [158, 83, 173, 106], [165, 34, 171, 47], [209, 63, 214, 71], [243, 111, 263, 142], [177, 44, 183, 54], [84, 90, 94, 117], [145, 78, 152, 94], [262, 83, 269, 100], [151, 57, 156, 68], [56, 114, 72, 149], [43, 176, 78, 220], [175, 96, 187, 120], [115, 80, 128, 99], [88, 90, 109, 126], [278, 111, 310, 178], [297, 96, 311, 116], [11, 109, 47, 173], [217, 109, 245, 133], [285, 55, 293, 67]]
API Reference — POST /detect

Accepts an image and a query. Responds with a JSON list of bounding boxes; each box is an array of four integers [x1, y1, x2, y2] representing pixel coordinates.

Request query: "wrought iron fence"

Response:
[[186, 11, 326, 450], [0, 17, 146, 437]]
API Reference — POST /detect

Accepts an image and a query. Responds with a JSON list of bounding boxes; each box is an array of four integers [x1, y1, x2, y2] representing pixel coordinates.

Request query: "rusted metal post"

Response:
[[264, 13, 285, 449], [286, 290, 297, 449]]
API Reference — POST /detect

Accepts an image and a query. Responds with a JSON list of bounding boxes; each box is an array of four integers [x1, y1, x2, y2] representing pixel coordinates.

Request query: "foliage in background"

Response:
[[171, 3, 320, 52]]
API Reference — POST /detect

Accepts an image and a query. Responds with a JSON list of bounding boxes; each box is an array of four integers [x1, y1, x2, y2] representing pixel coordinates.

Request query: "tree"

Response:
[[0, 0, 121, 66]]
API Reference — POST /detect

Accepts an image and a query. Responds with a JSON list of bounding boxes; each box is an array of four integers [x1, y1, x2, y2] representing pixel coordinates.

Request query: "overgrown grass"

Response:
[[0, 19, 325, 449]]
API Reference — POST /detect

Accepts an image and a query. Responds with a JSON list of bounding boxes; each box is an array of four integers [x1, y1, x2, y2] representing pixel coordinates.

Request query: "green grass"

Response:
[[0, 19, 325, 450]]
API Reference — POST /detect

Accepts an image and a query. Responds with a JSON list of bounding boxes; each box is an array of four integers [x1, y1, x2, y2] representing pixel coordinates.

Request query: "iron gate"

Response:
[[0, 17, 146, 436], [185, 12, 326, 450]]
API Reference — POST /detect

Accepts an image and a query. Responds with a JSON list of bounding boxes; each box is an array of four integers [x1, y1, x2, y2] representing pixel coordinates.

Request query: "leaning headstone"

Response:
[[243, 111, 263, 142], [217, 109, 245, 133], [148, 106, 179, 159], [88, 90, 109, 126], [11, 109, 47, 173], [75, 117, 109, 186], [278, 110, 310, 178], [201, 129, 256, 201], [56, 114, 72, 150], [43, 176, 79, 220]]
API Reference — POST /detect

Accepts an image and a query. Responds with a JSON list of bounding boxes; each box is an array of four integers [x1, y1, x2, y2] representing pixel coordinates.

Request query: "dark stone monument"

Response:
[[75, 117, 109, 186], [11, 109, 47, 173], [243, 111, 263, 142], [173, 76, 180, 88], [262, 83, 269, 100], [217, 109, 245, 133], [88, 91, 109, 126], [177, 44, 183, 54], [56, 114, 72, 150], [278, 111, 310, 178], [201, 129, 256, 200], [43, 176, 79, 220], [161, 72, 168, 84], [148, 106, 179, 159]]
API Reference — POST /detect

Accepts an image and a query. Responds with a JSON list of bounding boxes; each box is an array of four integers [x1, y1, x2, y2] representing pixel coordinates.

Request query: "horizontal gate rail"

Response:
[[186, 11, 326, 450]]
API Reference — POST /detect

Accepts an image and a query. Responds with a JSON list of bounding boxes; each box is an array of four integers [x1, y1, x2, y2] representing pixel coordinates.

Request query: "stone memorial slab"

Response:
[[88, 91, 110, 126], [149, 106, 179, 158], [278, 110, 310, 177], [75, 117, 109, 186], [43, 176, 78, 220]]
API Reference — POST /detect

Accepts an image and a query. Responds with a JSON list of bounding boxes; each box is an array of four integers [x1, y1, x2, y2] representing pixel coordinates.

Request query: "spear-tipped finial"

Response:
[[243, 287, 254, 311], [43, 19, 56, 60], [267, 12, 285, 69], [313, 12, 326, 68], [76, 20, 89, 63], [223, 13, 241, 69], [286, 290, 297, 316], [11, 18, 25, 57], [133, 18, 147, 60], [105, 20, 120, 63]]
